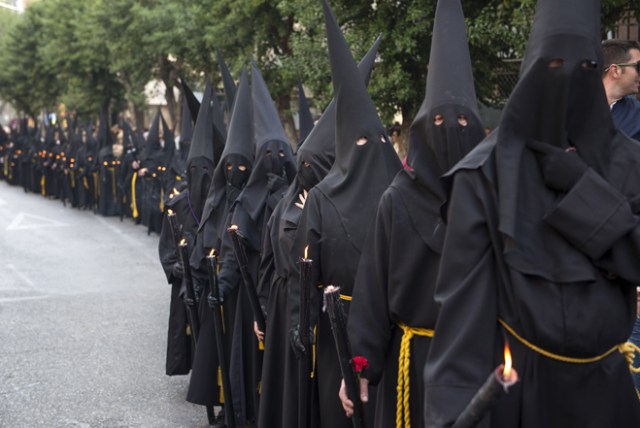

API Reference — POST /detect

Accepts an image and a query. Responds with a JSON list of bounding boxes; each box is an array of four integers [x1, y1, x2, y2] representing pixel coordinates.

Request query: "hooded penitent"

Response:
[[186, 78, 216, 221], [289, 33, 382, 217], [347, 1, 485, 426], [425, 0, 640, 427], [402, 0, 485, 250], [232, 59, 296, 241], [197, 66, 255, 252], [256, 35, 383, 428], [453, 0, 614, 281], [317, 0, 401, 252]]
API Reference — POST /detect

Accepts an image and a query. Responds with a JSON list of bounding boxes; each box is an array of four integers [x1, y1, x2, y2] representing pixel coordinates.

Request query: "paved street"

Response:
[[0, 181, 209, 428]]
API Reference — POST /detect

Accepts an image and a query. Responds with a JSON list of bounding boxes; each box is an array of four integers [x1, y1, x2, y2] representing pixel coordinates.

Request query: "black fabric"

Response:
[[180, 77, 201, 130], [425, 0, 640, 426], [197, 66, 255, 257], [218, 49, 238, 116], [347, 1, 484, 426], [158, 191, 196, 376], [285, 3, 400, 427], [316, 0, 401, 254], [297, 78, 314, 147]]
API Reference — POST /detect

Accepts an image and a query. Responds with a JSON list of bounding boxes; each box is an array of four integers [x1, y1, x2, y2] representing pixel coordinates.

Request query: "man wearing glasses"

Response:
[[602, 39, 640, 140], [603, 38, 640, 398]]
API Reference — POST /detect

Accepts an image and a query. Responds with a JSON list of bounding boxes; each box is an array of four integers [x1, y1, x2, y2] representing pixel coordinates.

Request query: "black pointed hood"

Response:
[[218, 49, 237, 115], [402, 0, 484, 251], [183, 79, 217, 220], [212, 88, 227, 143], [282, 37, 381, 226], [297, 78, 314, 147], [97, 108, 111, 150], [145, 110, 162, 155], [187, 79, 215, 166], [316, 0, 401, 251], [293, 34, 381, 195], [180, 77, 201, 125], [199, 66, 255, 237], [408, 0, 484, 180], [234, 60, 296, 224], [160, 114, 175, 166], [453, 0, 611, 282], [179, 95, 194, 152], [251, 59, 290, 150]]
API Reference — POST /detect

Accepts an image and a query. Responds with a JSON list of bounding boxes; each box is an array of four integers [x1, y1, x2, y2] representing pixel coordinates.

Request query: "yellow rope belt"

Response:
[[396, 322, 434, 428], [131, 172, 138, 219], [498, 318, 640, 369], [40, 175, 46, 196], [70, 170, 75, 189], [109, 168, 117, 204], [93, 172, 99, 199], [218, 365, 224, 404], [159, 187, 164, 212]]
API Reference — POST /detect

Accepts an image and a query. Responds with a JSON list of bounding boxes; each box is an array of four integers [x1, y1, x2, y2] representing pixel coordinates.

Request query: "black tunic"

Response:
[[256, 188, 317, 428], [424, 134, 640, 428], [348, 172, 443, 428], [292, 187, 379, 428], [157, 190, 196, 376]]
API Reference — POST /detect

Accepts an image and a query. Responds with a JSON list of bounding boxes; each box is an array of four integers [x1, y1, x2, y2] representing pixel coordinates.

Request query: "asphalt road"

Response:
[[0, 181, 210, 428]]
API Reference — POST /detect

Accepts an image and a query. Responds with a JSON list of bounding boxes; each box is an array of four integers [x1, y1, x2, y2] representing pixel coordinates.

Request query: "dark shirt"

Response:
[[611, 95, 640, 141]]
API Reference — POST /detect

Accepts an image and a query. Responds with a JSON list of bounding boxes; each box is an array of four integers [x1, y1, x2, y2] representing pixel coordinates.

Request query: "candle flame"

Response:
[[179, 238, 187, 246], [503, 341, 513, 381], [167, 209, 174, 216], [208, 248, 216, 257], [304, 245, 309, 259], [229, 224, 238, 231]]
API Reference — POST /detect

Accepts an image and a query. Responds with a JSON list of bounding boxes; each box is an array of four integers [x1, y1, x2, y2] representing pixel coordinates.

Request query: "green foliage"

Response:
[[0, 0, 638, 131]]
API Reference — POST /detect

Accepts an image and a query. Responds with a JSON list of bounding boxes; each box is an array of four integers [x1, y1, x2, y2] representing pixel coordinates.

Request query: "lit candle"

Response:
[[452, 342, 519, 428], [298, 245, 313, 427]]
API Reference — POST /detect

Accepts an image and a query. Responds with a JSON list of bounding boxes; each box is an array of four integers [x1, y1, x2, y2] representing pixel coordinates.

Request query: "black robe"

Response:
[[292, 187, 379, 428], [97, 148, 120, 217], [348, 171, 442, 428], [158, 190, 194, 376], [424, 133, 640, 428], [256, 187, 320, 428], [186, 195, 236, 411]]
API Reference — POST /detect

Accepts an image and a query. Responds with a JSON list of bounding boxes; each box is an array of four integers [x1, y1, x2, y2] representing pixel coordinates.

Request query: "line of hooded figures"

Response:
[[3, 0, 640, 427]]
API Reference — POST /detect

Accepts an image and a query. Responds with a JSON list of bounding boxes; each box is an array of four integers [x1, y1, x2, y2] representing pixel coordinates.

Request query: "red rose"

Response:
[[352, 356, 369, 373]]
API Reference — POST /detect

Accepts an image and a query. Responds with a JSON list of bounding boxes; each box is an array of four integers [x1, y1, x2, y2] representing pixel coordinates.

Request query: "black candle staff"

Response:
[[206, 250, 236, 428], [166, 209, 200, 341], [324, 285, 365, 428], [298, 247, 313, 428], [227, 224, 266, 333], [452, 346, 519, 428]]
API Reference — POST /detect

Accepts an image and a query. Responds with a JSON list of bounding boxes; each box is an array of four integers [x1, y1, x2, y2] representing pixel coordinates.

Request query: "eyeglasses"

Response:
[[605, 60, 640, 73]]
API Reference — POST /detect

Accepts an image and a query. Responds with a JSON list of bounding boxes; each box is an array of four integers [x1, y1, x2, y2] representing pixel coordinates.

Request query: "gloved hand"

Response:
[[171, 261, 184, 279], [267, 172, 288, 192], [207, 292, 221, 308], [289, 325, 314, 360], [217, 282, 233, 303], [289, 326, 306, 359], [528, 140, 588, 192]]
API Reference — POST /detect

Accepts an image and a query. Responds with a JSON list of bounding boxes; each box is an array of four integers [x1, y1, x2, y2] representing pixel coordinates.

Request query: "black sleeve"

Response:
[[544, 168, 640, 283]]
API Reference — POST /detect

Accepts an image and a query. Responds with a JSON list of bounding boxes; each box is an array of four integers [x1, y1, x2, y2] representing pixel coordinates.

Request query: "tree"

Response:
[[0, 2, 62, 117]]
